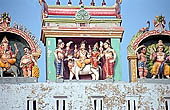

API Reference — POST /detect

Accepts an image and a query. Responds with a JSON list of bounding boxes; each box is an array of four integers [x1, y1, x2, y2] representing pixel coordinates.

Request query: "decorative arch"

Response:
[[0, 12, 41, 57], [127, 30, 170, 56], [0, 12, 41, 78], [0, 27, 37, 52]]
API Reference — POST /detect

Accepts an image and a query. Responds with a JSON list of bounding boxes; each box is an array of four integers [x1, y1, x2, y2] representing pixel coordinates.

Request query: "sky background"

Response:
[[0, 0, 170, 82]]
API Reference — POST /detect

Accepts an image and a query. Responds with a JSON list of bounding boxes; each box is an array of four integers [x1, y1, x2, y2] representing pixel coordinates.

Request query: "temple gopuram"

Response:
[[0, 0, 170, 110]]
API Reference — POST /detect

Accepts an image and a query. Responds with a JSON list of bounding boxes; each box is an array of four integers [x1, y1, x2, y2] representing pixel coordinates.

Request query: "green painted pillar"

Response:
[[111, 38, 122, 81], [46, 38, 56, 81]]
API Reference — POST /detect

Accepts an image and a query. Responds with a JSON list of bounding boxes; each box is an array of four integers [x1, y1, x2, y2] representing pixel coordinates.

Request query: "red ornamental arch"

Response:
[[132, 30, 170, 50], [0, 27, 37, 53]]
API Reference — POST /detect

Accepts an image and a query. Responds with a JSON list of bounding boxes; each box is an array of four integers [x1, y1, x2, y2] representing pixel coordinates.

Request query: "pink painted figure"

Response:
[[20, 47, 37, 77], [137, 45, 148, 78], [102, 40, 116, 79]]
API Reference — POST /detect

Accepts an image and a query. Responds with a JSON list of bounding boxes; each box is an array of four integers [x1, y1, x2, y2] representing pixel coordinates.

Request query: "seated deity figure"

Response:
[[150, 40, 170, 79], [137, 45, 148, 78], [0, 36, 18, 76], [54, 39, 65, 78], [102, 40, 116, 79], [74, 40, 91, 70], [20, 47, 37, 77]]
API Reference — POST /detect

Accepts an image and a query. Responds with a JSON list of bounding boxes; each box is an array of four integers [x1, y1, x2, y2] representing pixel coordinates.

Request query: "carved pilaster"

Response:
[[127, 55, 137, 82]]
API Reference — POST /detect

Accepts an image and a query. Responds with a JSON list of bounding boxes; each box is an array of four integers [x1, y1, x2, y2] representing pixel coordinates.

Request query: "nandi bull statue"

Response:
[[68, 42, 101, 80]]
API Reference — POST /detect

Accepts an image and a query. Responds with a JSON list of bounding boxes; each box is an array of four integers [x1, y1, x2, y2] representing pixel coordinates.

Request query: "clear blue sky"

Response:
[[0, 0, 170, 82]]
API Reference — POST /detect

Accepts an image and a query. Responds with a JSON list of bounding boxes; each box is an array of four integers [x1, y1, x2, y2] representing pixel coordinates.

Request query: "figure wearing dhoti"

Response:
[[150, 40, 170, 78], [20, 47, 36, 77], [54, 39, 65, 78], [137, 45, 148, 78], [75, 40, 90, 70]]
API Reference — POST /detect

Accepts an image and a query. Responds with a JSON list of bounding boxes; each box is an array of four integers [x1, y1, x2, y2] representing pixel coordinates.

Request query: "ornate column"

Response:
[[46, 38, 56, 81], [111, 38, 122, 81], [127, 55, 137, 82]]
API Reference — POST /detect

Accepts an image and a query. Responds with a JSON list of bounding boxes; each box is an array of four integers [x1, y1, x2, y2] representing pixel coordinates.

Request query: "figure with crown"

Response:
[[54, 39, 65, 79], [0, 36, 19, 77], [150, 40, 170, 79], [102, 40, 116, 79]]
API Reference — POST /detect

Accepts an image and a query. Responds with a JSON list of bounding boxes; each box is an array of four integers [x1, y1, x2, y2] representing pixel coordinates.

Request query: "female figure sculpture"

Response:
[[102, 40, 116, 79]]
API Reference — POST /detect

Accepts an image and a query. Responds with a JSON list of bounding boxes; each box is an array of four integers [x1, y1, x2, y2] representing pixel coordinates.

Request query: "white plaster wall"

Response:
[[0, 81, 170, 110]]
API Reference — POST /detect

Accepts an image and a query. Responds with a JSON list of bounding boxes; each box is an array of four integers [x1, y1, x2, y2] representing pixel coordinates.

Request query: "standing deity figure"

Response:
[[150, 40, 170, 79], [0, 36, 18, 77], [90, 42, 100, 69], [75, 40, 91, 70], [137, 45, 148, 78], [54, 39, 65, 78], [20, 47, 37, 77], [102, 40, 116, 79]]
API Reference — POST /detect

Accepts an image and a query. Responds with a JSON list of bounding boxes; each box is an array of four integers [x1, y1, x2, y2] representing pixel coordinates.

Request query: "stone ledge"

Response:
[[137, 78, 170, 84], [62, 79, 114, 83], [0, 77, 38, 84]]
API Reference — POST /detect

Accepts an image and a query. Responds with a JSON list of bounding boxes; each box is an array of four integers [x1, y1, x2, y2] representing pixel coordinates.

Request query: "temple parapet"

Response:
[[127, 15, 170, 82]]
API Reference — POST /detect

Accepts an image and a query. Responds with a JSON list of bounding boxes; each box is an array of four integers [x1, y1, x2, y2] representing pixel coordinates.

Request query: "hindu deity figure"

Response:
[[75, 40, 91, 70], [90, 42, 100, 69], [54, 39, 65, 78], [20, 47, 37, 77], [102, 40, 116, 79], [153, 15, 166, 32], [137, 45, 148, 78], [0, 36, 19, 77], [150, 40, 170, 79]]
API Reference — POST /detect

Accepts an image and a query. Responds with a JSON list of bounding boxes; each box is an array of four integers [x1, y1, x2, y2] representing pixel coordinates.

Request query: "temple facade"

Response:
[[0, 0, 170, 110]]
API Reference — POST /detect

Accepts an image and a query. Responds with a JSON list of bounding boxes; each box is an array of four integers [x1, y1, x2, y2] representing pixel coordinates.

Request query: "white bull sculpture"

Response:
[[68, 59, 101, 80]]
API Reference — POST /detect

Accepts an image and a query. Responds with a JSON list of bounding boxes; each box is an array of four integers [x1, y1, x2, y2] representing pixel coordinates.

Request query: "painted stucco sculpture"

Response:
[[40, 0, 124, 81], [102, 40, 116, 79], [0, 12, 41, 78], [136, 45, 148, 78], [127, 15, 170, 82], [0, 36, 19, 77], [150, 40, 170, 79], [53, 39, 117, 80], [20, 47, 38, 77]]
